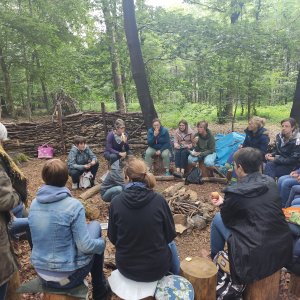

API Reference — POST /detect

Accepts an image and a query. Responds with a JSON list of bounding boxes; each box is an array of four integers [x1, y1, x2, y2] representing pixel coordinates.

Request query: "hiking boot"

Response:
[[72, 183, 78, 190]]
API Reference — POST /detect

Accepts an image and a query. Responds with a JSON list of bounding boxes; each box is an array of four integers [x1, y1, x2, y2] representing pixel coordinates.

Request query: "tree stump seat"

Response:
[[152, 155, 165, 175], [289, 273, 300, 297], [243, 270, 281, 300], [16, 277, 88, 300], [180, 256, 217, 300]]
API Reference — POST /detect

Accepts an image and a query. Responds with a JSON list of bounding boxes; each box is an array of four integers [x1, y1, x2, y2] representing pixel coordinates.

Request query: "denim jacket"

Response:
[[29, 185, 105, 272], [67, 145, 97, 171]]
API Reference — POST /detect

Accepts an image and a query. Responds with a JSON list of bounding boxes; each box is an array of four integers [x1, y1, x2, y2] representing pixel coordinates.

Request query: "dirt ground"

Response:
[[10, 122, 298, 299]]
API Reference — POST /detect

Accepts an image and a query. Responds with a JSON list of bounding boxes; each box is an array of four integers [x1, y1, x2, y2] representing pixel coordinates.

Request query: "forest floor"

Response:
[[11, 122, 298, 300]]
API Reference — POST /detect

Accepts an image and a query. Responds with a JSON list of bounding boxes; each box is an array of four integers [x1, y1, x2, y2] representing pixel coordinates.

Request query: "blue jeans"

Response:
[[168, 241, 180, 275], [278, 175, 299, 207], [264, 162, 295, 179], [286, 186, 300, 207], [210, 212, 231, 258], [174, 148, 190, 170], [41, 221, 106, 295], [8, 217, 32, 248], [101, 186, 123, 202], [0, 283, 8, 300], [188, 152, 216, 167], [104, 153, 120, 165]]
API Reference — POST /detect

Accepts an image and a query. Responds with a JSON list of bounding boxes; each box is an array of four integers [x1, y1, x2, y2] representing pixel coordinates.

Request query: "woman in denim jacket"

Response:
[[29, 159, 108, 300]]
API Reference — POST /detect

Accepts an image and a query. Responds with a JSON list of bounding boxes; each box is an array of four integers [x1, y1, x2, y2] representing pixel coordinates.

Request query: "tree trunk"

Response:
[[122, 0, 157, 128], [102, 0, 126, 113], [290, 68, 300, 125], [0, 47, 15, 117]]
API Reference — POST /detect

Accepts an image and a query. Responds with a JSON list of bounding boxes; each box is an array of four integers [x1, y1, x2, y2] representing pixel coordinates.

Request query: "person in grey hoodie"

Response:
[[100, 160, 125, 202], [67, 136, 99, 190]]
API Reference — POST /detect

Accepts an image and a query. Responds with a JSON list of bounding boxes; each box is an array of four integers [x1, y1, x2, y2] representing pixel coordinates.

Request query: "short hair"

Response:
[[233, 147, 263, 174], [114, 119, 125, 129], [74, 136, 86, 145], [124, 157, 156, 189], [250, 116, 266, 130], [42, 159, 69, 187], [281, 117, 298, 130], [152, 118, 161, 125], [197, 120, 208, 130]]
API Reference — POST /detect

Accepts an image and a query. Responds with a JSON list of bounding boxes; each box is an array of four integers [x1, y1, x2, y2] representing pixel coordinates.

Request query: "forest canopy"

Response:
[[0, 0, 299, 126]]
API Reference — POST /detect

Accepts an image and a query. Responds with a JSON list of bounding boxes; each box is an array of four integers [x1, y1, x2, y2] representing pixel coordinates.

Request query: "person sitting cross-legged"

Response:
[[67, 136, 99, 190], [188, 120, 216, 167], [144, 118, 171, 176], [28, 159, 109, 300], [210, 147, 292, 284]]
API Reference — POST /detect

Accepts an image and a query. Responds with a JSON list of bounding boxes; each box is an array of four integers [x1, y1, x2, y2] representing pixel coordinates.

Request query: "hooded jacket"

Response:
[[29, 185, 105, 272], [147, 126, 171, 152], [243, 127, 270, 155], [100, 160, 125, 196], [272, 131, 300, 166], [108, 184, 176, 282], [221, 172, 293, 283], [67, 145, 97, 171]]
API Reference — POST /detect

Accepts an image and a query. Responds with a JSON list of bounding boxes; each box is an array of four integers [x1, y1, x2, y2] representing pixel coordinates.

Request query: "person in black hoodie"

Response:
[[210, 147, 292, 284], [108, 158, 180, 282]]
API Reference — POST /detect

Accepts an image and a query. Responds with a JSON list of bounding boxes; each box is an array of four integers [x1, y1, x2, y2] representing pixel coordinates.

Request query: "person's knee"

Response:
[[161, 150, 170, 159]]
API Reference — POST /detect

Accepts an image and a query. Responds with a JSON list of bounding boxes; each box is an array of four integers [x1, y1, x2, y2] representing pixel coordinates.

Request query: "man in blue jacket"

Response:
[[144, 118, 171, 176]]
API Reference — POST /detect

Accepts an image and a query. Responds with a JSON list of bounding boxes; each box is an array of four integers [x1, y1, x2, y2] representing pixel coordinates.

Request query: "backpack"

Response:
[[213, 251, 246, 300], [79, 171, 93, 189], [185, 167, 203, 185]]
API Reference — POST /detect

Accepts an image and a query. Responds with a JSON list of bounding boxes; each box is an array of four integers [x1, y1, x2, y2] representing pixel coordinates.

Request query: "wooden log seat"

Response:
[[180, 256, 217, 300], [289, 273, 300, 298], [16, 277, 88, 300], [152, 155, 165, 175], [243, 270, 281, 300]]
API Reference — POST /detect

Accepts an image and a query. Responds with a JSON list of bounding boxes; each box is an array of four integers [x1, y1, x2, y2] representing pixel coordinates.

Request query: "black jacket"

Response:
[[108, 184, 176, 282], [243, 127, 270, 155], [221, 172, 293, 284], [272, 131, 300, 166]]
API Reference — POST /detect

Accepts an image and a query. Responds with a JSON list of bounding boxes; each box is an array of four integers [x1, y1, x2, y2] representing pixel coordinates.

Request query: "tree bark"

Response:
[[122, 0, 157, 129], [290, 68, 300, 125], [0, 47, 15, 117], [102, 0, 126, 113]]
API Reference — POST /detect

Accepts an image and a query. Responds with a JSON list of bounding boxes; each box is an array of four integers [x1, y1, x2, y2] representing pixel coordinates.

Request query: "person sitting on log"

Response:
[[104, 119, 130, 165], [67, 136, 99, 190], [0, 123, 28, 300], [108, 158, 180, 285], [210, 147, 292, 284], [188, 120, 216, 167], [100, 159, 125, 202], [173, 119, 194, 178], [144, 118, 171, 176], [28, 159, 109, 300], [264, 117, 300, 179], [278, 168, 300, 207]]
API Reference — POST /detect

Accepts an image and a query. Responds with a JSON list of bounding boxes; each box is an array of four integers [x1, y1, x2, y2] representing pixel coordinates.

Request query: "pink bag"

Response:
[[38, 144, 54, 159]]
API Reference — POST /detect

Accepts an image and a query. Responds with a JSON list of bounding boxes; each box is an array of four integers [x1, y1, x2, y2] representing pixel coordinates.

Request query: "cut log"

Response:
[[199, 161, 213, 177], [6, 271, 21, 300], [244, 270, 281, 300], [44, 294, 80, 300], [180, 256, 217, 300], [202, 177, 227, 184], [155, 175, 177, 181], [79, 184, 101, 200], [289, 273, 300, 297], [163, 182, 185, 196]]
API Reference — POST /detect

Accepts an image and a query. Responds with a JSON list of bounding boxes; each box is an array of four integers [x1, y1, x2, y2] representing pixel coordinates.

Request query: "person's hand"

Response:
[[193, 151, 201, 157], [119, 152, 127, 159], [154, 129, 159, 137], [90, 160, 96, 166], [121, 133, 127, 143], [156, 150, 161, 156], [238, 144, 243, 149], [174, 144, 180, 149], [265, 153, 273, 161], [84, 164, 91, 169], [210, 192, 224, 206], [290, 171, 298, 178]]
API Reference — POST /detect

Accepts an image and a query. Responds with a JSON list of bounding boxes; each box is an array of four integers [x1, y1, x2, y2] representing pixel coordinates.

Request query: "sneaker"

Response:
[[72, 183, 78, 190], [165, 171, 171, 176]]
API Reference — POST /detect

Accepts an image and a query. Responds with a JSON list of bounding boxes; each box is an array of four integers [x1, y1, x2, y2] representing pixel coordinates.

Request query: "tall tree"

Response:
[[122, 0, 157, 128], [290, 68, 300, 125]]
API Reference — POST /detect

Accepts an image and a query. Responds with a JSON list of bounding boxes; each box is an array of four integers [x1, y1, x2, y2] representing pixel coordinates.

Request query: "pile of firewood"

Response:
[[163, 182, 216, 233]]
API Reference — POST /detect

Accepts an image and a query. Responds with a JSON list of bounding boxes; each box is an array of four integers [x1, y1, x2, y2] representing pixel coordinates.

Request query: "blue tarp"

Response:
[[215, 132, 245, 166]]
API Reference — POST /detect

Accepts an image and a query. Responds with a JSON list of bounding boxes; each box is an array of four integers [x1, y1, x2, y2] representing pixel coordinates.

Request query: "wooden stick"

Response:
[[79, 184, 101, 200]]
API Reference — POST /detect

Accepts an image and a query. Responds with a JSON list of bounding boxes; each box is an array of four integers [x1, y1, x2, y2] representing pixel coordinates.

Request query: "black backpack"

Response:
[[185, 167, 203, 185]]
